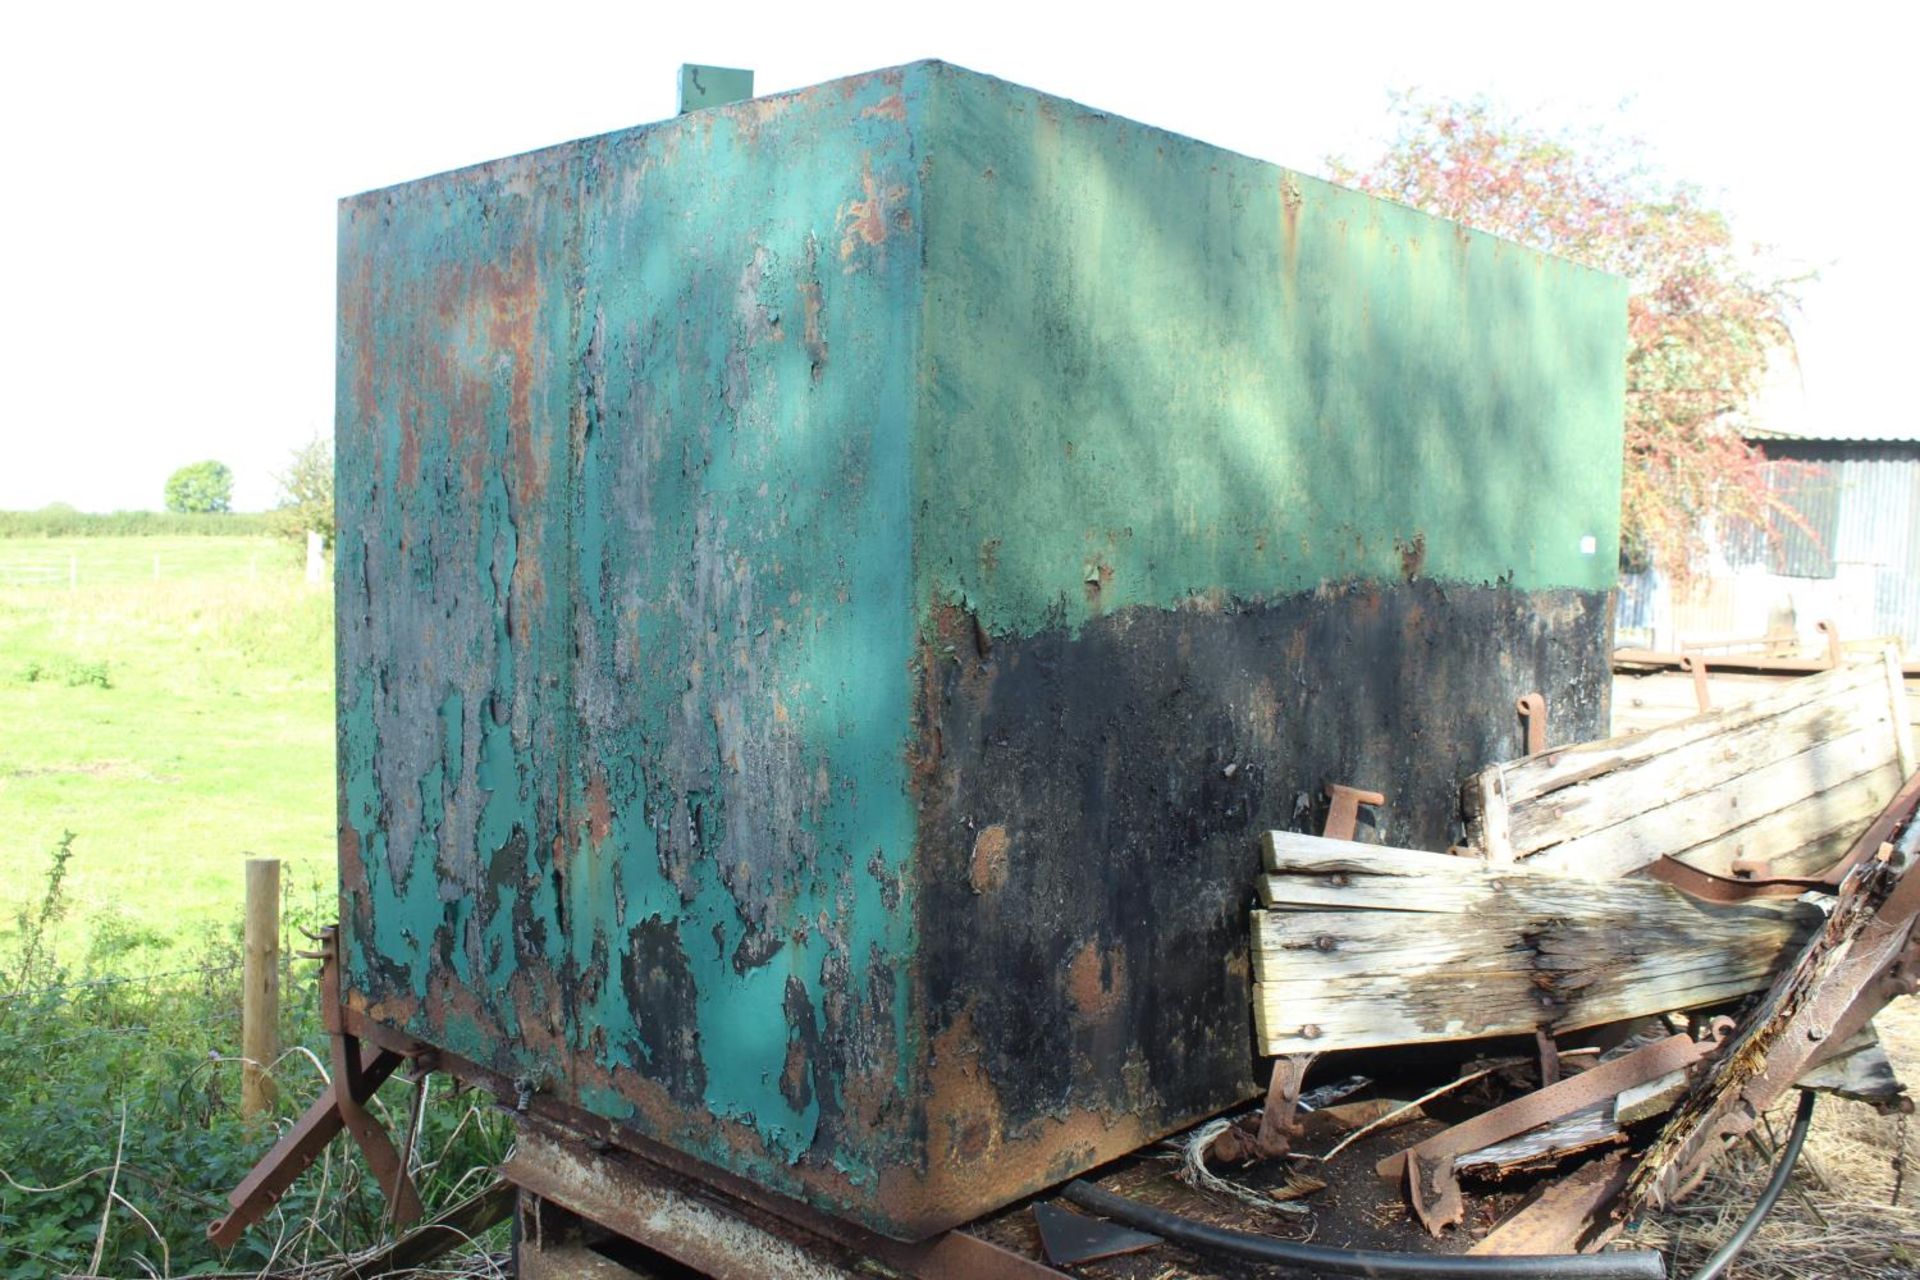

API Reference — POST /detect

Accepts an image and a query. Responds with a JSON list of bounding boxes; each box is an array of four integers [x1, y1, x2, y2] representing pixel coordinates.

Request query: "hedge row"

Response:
[[0, 509, 279, 537]]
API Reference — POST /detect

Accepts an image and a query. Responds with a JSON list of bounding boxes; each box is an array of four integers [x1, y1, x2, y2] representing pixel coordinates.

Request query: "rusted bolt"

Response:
[[1329, 873, 1351, 888], [1299, 1024, 1323, 1040], [1314, 934, 1338, 953]]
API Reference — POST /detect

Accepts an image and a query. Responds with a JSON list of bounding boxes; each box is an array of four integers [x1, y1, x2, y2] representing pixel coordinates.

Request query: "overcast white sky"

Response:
[[0, 1, 1908, 511]]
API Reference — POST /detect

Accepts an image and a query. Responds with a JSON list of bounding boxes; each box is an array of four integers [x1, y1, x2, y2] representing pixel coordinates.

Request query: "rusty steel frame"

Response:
[[507, 1119, 1064, 1279], [1616, 620, 1920, 678], [209, 928, 423, 1247], [1650, 768, 1920, 905], [212, 929, 1060, 1276]]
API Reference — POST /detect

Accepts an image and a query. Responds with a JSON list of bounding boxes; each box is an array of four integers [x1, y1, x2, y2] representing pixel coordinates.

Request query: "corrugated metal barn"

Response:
[[1618, 429, 1920, 654]]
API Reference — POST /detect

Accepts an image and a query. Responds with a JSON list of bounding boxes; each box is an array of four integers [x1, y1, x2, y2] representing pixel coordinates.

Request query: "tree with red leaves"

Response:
[[1331, 93, 1806, 579]]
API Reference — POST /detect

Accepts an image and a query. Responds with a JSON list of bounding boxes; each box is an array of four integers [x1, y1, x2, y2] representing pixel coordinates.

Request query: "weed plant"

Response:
[[0, 838, 512, 1277]]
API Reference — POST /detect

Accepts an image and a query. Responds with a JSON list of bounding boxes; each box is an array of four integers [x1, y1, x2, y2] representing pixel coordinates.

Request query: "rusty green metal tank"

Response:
[[335, 60, 1626, 1239]]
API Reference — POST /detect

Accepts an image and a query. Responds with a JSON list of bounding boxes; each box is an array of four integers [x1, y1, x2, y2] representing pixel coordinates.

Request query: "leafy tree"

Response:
[[163, 460, 234, 514], [1331, 94, 1806, 578], [272, 433, 334, 547]]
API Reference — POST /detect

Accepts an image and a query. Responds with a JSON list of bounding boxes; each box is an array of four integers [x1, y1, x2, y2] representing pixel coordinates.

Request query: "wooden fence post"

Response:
[[242, 858, 281, 1117]]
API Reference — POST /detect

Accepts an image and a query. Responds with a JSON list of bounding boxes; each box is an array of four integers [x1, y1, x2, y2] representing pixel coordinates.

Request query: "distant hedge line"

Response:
[[0, 509, 279, 537]]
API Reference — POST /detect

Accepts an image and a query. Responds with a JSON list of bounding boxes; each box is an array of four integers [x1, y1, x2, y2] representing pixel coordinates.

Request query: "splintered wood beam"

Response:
[[1252, 835, 1817, 1055]]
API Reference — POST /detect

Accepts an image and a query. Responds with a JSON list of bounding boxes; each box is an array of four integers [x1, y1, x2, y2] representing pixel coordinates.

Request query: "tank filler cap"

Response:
[[679, 64, 755, 114]]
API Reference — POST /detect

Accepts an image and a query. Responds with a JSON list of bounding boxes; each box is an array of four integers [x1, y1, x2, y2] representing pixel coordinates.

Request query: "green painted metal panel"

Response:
[[914, 64, 1625, 636], [336, 59, 1627, 1241]]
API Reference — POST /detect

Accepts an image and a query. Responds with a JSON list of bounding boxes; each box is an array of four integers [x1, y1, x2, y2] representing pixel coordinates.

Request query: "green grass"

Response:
[[0, 536, 336, 965]]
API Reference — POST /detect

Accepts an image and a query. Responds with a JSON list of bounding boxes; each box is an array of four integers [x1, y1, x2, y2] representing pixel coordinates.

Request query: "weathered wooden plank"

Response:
[[1485, 661, 1881, 813], [1252, 910, 1541, 982], [1457, 1103, 1618, 1176], [1522, 737, 1899, 878], [1614, 669, 1920, 738], [1505, 682, 1889, 858], [1255, 970, 1540, 1052], [1473, 767, 1516, 862], [1634, 767, 1897, 879], [1260, 831, 1606, 912], [1251, 877, 1814, 1054]]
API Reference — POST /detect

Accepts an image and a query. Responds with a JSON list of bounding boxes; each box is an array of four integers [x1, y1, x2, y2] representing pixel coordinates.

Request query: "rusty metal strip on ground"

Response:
[[1031, 1202, 1161, 1267], [353, 1012, 1067, 1276], [505, 1124, 867, 1279], [1467, 1151, 1629, 1257], [1377, 1033, 1721, 1235]]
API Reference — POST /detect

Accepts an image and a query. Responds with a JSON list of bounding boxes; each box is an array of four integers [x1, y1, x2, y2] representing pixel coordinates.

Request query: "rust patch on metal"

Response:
[[839, 161, 909, 260], [924, 1008, 1004, 1168], [861, 92, 907, 121], [800, 237, 829, 382], [968, 825, 1011, 894], [1397, 530, 1427, 580], [584, 768, 612, 845], [1066, 940, 1126, 1020], [1081, 562, 1113, 613]]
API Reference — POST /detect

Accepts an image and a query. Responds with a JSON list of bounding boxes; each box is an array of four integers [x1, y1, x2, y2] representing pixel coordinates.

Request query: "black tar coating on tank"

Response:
[[621, 914, 708, 1109], [911, 579, 1613, 1138]]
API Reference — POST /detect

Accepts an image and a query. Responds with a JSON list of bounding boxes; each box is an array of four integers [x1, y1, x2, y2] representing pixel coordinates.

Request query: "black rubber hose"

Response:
[[1061, 1178, 1668, 1279], [1683, 1089, 1817, 1280]]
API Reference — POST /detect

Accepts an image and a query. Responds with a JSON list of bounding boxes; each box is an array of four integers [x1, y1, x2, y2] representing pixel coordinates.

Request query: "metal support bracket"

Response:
[[1322, 783, 1386, 842], [208, 925, 424, 1247], [1517, 692, 1549, 757]]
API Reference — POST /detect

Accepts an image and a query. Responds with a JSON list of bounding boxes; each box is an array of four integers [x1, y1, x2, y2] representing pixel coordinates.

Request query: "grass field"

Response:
[[0, 536, 335, 968]]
